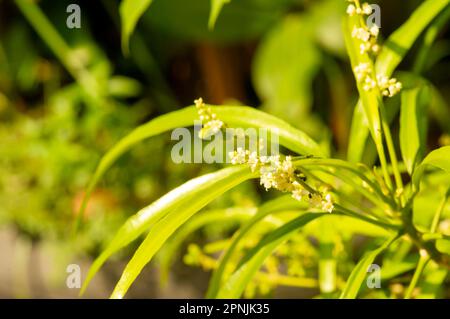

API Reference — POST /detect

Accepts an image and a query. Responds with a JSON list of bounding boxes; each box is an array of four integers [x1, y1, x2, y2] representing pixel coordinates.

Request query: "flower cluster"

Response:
[[352, 26, 380, 55], [346, 1, 373, 16], [229, 148, 334, 213], [376, 75, 403, 97], [347, 0, 380, 55], [347, 1, 402, 97], [195, 98, 224, 139]]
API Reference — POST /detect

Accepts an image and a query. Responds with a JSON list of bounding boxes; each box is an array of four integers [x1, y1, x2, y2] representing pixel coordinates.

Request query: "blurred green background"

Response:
[[0, 0, 449, 298]]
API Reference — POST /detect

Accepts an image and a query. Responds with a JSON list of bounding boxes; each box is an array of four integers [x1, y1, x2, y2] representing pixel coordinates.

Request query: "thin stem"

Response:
[[311, 166, 389, 213], [430, 190, 449, 234], [404, 253, 430, 299], [379, 103, 405, 205], [301, 167, 392, 223], [294, 158, 396, 208], [334, 204, 400, 231], [195, 249, 318, 289]]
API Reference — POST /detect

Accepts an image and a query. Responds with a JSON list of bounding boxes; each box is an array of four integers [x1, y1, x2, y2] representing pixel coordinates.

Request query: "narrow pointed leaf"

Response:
[[400, 85, 429, 175], [208, 0, 231, 29], [375, 0, 450, 77], [413, 146, 450, 189], [80, 165, 256, 295], [207, 195, 306, 298], [348, 0, 450, 162], [78, 106, 324, 222], [216, 213, 325, 298], [110, 166, 256, 298], [347, 101, 369, 163], [159, 207, 256, 285], [340, 234, 399, 299], [120, 0, 153, 54]]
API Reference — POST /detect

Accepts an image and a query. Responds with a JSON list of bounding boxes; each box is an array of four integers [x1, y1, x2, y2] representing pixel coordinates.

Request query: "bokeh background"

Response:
[[0, 0, 449, 298]]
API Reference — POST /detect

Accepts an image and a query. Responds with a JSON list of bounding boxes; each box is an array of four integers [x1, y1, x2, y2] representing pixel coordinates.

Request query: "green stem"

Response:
[[404, 253, 430, 299], [379, 103, 404, 204], [430, 189, 449, 234], [334, 204, 400, 231], [294, 158, 396, 208]]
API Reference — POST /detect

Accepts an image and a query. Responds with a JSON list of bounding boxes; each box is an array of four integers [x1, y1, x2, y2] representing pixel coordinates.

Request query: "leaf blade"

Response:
[[216, 213, 325, 298], [208, 0, 231, 29], [206, 195, 307, 298], [109, 166, 256, 298], [340, 234, 399, 299], [400, 85, 429, 175], [375, 0, 450, 77], [120, 0, 154, 54], [77, 106, 325, 223], [413, 146, 450, 189], [80, 165, 256, 296]]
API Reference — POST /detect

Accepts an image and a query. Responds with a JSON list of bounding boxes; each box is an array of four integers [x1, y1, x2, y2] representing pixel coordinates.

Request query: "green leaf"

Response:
[[77, 105, 324, 224], [436, 239, 450, 255], [208, 0, 231, 29], [119, 0, 153, 54], [343, 16, 387, 180], [216, 213, 325, 298], [109, 166, 256, 298], [339, 234, 398, 299], [207, 195, 306, 298], [347, 101, 369, 163], [400, 85, 429, 175], [375, 0, 450, 77], [158, 207, 256, 285], [348, 0, 450, 163], [413, 146, 450, 189], [80, 165, 256, 296]]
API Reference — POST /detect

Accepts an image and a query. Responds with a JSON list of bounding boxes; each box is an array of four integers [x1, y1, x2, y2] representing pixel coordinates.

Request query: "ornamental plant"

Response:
[[78, 0, 450, 299]]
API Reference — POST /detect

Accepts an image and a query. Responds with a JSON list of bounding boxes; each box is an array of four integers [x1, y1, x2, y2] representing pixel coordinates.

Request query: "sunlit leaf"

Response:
[[340, 234, 399, 299], [207, 195, 307, 298], [436, 239, 450, 255], [119, 0, 153, 54], [208, 0, 231, 29], [347, 101, 369, 163], [400, 85, 429, 175], [376, 0, 450, 77], [77, 105, 325, 223], [109, 166, 257, 298], [158, 207, 256, 285], [80, 165, 256, 296], [348, 0, 450, 163], [413, 146, 450, 189], [216, 213, 325, 298]]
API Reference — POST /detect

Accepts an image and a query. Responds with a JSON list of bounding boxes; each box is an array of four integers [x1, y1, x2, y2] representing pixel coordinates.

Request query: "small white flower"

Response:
[[371, 44, 380, 54], [347, 4, 356, 16], [309, 193, 323, 208], [377, 76, 402, 97], [229, 147, 247, 164], [291, 182, 309, 201], [353, 63, 372, 81], [363, 76, 377, 91], [369, 25, 379, 37], [362, 3, 373, 15], [321, 193, 334, 213], [195, 98, 224, 139], [352, 27, 371, 42]]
